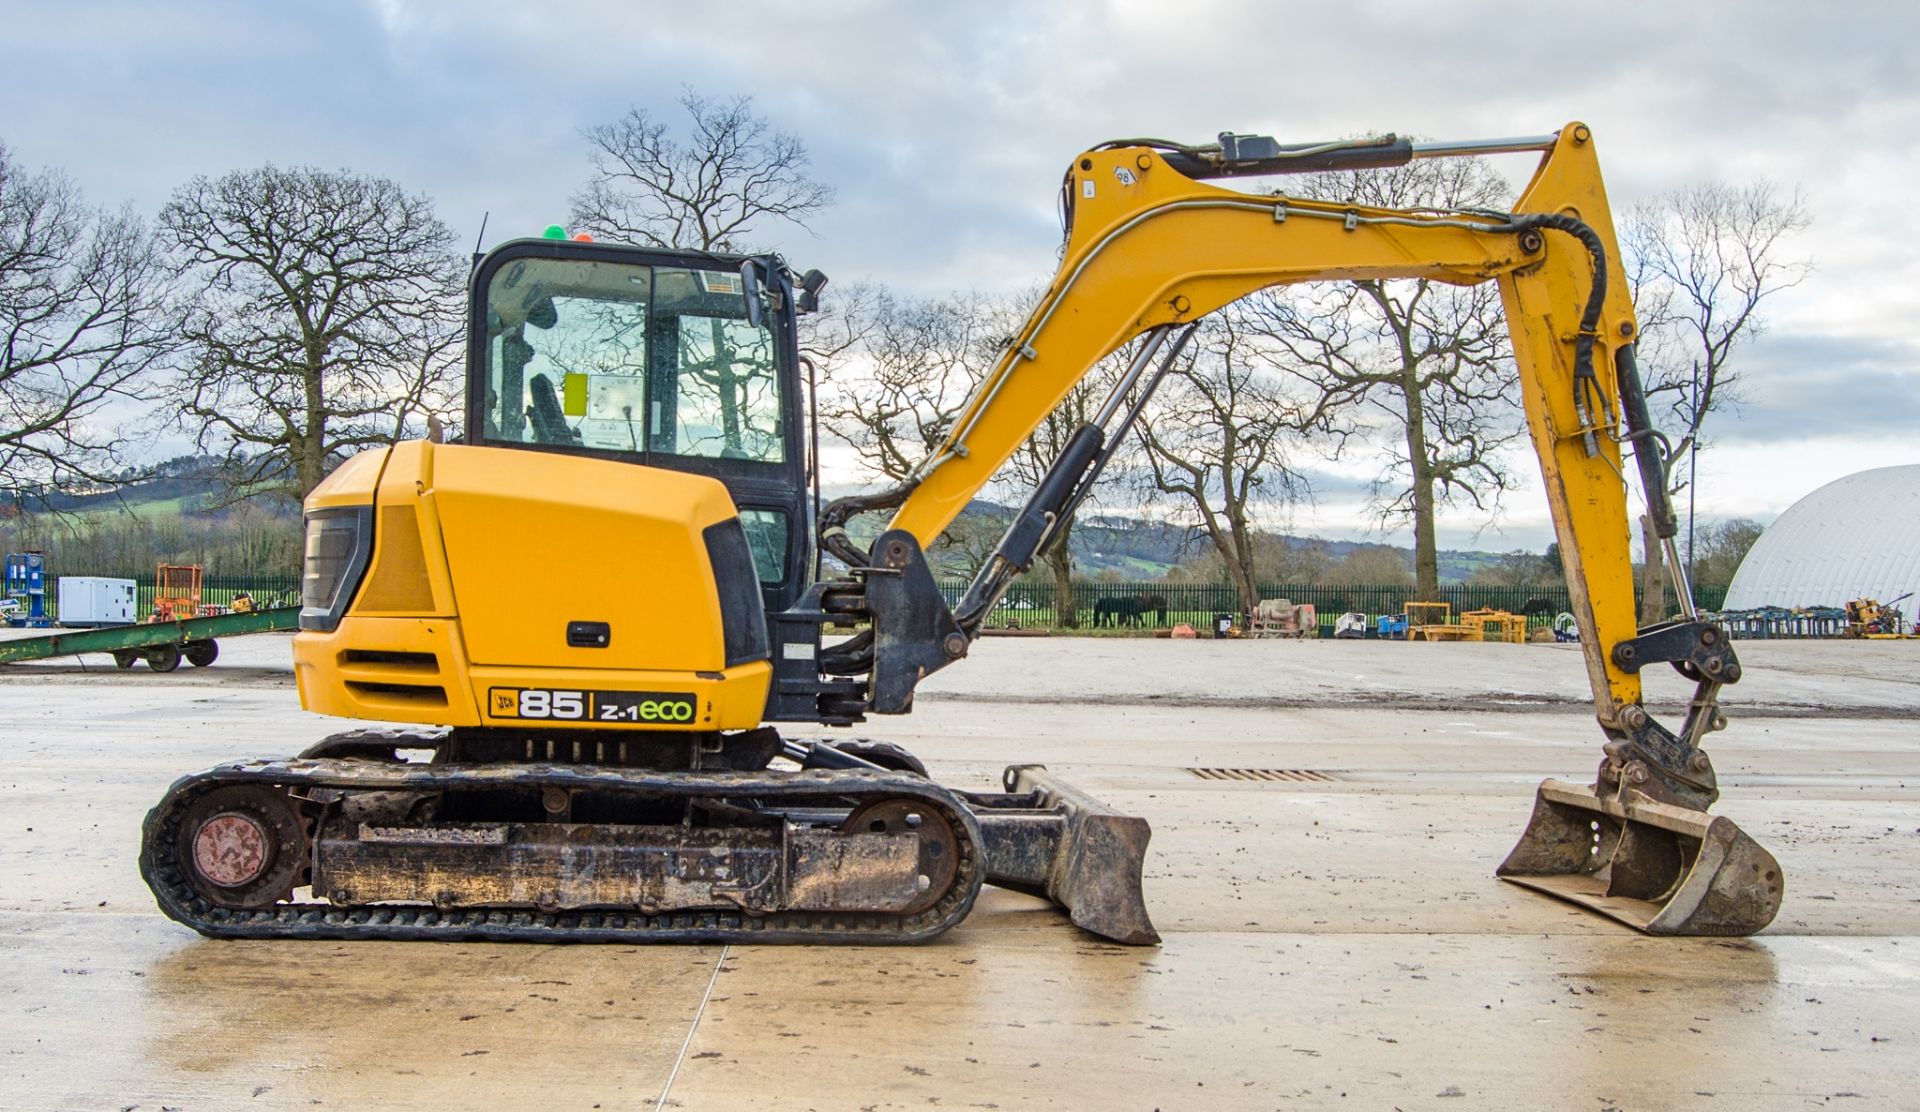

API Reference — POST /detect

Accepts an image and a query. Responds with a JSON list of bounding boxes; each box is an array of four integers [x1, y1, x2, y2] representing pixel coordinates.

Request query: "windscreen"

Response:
[[481, 255, 785, 464]]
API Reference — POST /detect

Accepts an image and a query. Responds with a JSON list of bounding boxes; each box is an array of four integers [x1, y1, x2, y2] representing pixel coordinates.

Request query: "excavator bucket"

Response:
[[1498, 778, 1782, 936], [968, 765, 1159, 945]]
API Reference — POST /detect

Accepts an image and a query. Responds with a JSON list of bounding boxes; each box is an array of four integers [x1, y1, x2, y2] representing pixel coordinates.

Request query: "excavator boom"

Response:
[[823, 122, 1779, 935]]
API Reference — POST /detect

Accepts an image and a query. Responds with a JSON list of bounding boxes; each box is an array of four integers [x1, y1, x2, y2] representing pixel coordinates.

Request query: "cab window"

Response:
[[482, 256, 783, 465], [652, 267, 785, 464], [738, 508, 790, 585]]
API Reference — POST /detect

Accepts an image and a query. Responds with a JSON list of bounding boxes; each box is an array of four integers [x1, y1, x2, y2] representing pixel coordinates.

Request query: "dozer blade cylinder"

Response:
[[970, 765, 1159, 945], [1497, 778, 1783, 936]]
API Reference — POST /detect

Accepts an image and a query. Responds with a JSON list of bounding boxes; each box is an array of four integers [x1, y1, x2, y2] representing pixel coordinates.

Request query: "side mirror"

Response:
[[797, 269, 829, 314], [740, 260, 765, 329]]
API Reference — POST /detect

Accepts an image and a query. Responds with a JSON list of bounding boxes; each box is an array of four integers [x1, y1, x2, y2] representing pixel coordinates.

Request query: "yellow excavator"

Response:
[[141, 122, 1782, 944]]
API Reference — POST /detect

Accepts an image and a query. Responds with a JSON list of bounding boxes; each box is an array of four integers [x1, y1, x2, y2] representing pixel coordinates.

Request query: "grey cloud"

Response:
[[5, 0, 1916, 537], [14, 0, 1920, 293], [1696, 334, 1920, 445]]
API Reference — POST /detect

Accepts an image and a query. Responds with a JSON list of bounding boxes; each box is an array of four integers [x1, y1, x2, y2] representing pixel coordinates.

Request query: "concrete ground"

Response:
[[2, 632, 1916, 1110]]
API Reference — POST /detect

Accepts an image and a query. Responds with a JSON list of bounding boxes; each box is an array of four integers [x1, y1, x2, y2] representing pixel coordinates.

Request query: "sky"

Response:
[[4, 0, 1915, 552]]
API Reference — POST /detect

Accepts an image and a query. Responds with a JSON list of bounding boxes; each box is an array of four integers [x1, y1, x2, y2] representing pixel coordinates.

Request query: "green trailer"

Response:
[[0, 607, 301, 671]]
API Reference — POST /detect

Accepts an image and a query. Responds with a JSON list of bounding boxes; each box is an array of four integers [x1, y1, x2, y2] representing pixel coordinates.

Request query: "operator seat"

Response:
[[526, 374, 582, 446]]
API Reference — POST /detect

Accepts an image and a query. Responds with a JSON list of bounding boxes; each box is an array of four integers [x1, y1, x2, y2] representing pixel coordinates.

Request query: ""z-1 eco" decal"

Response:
[[488, 687, 699, 724]]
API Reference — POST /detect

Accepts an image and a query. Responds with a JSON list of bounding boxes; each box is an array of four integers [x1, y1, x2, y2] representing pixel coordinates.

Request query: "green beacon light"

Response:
[[542, 224, 568, 240]]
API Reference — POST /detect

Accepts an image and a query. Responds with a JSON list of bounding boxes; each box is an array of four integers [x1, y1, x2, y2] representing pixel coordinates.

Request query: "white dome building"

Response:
[[1723, 464, 1920, 611]]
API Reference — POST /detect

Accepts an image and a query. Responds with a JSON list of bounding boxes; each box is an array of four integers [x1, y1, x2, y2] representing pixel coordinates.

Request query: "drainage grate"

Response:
[[1186, 768, 1339, 782]]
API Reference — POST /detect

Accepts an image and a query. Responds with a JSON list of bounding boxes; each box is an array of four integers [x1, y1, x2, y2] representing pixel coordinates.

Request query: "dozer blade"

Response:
[[968, 764, 1160, 945], [1497, 778, 1783, 936]]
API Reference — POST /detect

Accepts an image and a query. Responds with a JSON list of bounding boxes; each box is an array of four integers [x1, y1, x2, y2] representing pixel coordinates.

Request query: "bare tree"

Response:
[[1466, 549, 1562, 590], [1, 142, 173, 500], [1007, 375, 1105, 626], [980, 290, 1133, 629], [160, 166, 464, 500], [824, 281, 1123, 626], [1255, 534, 1336, 585], [1000, 367, 1103, 626], [1169, 532, 1334, 588], [812, 285, 1125, 600], [1245, 156, 1519, 597], [1689, 517, 1765, 592], [816, 289, 1001, 483], [1624, 182, 1809, 620], [1321, 545, 1414, 588], [933, 504, 1013, 580], [571, 91, 835, 253], [1135, 310, 1316, 616], [797, 279, 878, 367], [812, 289, 1008, 573]]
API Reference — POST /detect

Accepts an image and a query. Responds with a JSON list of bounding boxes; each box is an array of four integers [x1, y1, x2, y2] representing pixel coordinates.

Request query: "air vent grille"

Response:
[[345, 680, 449, 707], [342, 649, 439, 673]]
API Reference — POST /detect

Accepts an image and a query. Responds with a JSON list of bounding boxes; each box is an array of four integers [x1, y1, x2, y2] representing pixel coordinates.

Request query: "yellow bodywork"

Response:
[[885, 123, 1647, 727], [294, 440, 773, 731]]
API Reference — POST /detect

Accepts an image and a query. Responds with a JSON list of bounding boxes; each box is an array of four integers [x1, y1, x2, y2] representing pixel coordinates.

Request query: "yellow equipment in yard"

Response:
[[1845, 594, 1915, 638], [1404, 601, 1474, 641], [1403, 604, 1527, 643], [1461, 608, 1529, 644], [140, 121, 1781, 944]]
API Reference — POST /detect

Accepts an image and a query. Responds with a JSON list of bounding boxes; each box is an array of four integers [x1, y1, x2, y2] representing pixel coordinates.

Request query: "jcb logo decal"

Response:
[[488, 686, 696, 724]]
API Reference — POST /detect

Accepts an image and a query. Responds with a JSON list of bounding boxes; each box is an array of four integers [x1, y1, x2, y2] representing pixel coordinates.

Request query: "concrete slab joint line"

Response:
[[1187, 767, 1340, 782], [656, 944, 728, 1111]]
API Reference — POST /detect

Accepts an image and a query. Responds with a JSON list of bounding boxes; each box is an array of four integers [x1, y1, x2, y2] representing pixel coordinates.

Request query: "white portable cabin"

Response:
[[57, 577, 138, 626]]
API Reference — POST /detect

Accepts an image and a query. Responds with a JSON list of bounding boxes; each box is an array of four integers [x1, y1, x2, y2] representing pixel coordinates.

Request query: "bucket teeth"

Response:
[[1497, 778, 1783, 936]]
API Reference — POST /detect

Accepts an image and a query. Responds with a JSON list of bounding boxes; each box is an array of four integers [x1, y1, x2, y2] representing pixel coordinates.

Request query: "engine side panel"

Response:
[[293, 441, 773, 732], [428, 444, 740, 672]]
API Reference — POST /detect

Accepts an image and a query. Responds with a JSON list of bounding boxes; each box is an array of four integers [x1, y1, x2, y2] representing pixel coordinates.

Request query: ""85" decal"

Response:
[[489, 687, 699, 723]]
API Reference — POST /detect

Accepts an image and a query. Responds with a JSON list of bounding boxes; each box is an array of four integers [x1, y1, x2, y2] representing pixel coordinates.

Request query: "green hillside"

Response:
[[7, 469, 1546, 585]]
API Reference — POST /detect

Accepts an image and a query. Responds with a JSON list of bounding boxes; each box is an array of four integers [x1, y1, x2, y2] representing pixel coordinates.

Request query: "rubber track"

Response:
[[141, 758, 985, 943]]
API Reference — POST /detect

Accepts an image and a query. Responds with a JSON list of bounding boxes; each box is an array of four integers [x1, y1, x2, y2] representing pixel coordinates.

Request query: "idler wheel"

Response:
[[194, 814, 268, 886], [176, 784, 308, 909], [841, 798, 959, 916]]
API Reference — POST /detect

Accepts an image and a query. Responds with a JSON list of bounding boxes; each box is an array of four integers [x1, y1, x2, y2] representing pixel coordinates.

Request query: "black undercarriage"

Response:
[[140, 727, 1158, 945]]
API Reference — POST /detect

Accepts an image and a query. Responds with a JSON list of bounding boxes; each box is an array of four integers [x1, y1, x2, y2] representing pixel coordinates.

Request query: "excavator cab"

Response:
[[468, 239, 815, 615]]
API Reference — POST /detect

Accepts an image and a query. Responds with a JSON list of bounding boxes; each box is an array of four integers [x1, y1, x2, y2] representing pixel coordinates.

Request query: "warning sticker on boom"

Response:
[[487, 687, 698, 724]]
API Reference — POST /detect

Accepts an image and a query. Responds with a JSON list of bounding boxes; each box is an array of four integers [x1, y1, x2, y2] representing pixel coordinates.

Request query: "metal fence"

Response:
[[29, 568, 1744, 636], [940, 579, 1732, 634], [41, 572, 301, 622]]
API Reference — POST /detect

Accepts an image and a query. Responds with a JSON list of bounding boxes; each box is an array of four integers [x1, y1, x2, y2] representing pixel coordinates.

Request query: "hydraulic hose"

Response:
[[817, 480, 917, 570], [1504, 212, 1609, 456]]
